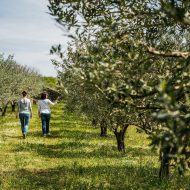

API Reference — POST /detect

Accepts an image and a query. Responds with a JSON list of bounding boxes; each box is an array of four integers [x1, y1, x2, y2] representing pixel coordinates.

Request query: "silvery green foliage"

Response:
[[0, 54, 43, 108], [49, 0, 190, 176]]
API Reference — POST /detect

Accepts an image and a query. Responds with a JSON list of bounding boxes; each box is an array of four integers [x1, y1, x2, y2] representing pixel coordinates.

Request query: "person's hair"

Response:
[[41, 92, 47, 100], [22, 91, 27, 97]]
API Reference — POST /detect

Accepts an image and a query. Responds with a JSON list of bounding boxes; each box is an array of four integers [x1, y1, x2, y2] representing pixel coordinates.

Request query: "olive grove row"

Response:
[[48, 0, 190, 178], [0, 54, 43, 115]]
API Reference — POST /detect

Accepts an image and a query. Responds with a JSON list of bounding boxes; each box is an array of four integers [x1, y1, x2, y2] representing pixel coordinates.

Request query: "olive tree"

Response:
[[55, 47, 112, 137], [0, 54, 43, 115], [48, 0, 190, 177]]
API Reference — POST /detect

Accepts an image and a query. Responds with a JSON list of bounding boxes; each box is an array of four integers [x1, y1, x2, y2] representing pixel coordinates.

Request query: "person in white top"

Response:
[[16, 91, 32, 139], [38, 92, 56, 137]]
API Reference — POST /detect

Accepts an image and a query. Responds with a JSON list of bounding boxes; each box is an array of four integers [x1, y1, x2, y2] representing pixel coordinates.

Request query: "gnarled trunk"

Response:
[[100, 118, 107, 137], [159, 148, 170, 179], [114, 125, 129, 152], [11, 102, 16, 112], [2, 103, 9, 116], [91, 118, 98, 127]]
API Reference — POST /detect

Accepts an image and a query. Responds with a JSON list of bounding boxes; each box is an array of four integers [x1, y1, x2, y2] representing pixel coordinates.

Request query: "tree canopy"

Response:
[[48, 0, 190, 177], [0, 54, 43, 115]]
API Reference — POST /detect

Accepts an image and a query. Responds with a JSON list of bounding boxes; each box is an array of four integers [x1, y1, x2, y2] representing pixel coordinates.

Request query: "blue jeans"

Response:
[[41, 113, 51, 135], [19, 113, 30, 135]]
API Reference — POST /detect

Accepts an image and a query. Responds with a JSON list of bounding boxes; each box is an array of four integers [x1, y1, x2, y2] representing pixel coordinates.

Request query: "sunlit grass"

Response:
[[0, 103, 189, 189]]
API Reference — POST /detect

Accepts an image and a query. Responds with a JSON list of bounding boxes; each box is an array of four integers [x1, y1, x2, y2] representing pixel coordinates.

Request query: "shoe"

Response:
[[43, 134, 47, 137], [23, 134, 26, 139]]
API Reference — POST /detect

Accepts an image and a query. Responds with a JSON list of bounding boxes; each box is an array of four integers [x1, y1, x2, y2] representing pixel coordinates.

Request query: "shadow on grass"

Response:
[[50, 120, 89, 128], [12, 139, 154, 160], [0, 165, 156, 190], [58, 128, 107, 140], [1, 134, 22, 139], [126, 146, 156, 157], [12, 124, 154, 159], [28, 127, 104, 139], [1, 164, 187, 190]]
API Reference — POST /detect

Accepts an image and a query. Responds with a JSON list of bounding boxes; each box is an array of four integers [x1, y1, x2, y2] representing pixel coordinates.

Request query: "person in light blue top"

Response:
[[17, 91, 32, 139]]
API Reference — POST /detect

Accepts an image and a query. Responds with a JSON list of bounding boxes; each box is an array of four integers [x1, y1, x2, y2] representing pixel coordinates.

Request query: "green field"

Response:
[[0, 104, 189, 190]]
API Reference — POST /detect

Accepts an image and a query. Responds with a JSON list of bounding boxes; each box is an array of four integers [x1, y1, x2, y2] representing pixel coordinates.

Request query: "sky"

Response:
[[0, 0, 69, 76]]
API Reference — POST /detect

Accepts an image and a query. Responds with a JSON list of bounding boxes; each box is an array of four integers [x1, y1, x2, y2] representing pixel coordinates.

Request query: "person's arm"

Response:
[[48, 99, 56, 105], [37, 101, 41, 118]]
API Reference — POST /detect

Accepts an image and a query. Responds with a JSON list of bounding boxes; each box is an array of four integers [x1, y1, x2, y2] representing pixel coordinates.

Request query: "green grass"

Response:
[[0, 104, 189, 190]]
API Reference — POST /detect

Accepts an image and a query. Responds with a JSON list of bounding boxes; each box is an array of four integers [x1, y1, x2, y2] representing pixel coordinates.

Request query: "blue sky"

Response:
[[0, 0, 69, 76]]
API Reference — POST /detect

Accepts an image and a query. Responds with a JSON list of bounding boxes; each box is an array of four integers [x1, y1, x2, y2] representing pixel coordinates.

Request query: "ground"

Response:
[[0, 103, 189, 190]]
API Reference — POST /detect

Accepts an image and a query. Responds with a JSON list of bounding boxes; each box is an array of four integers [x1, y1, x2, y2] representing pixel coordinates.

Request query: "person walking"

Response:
[[38, 92, 56, 137], [17, 91, 32, 139]]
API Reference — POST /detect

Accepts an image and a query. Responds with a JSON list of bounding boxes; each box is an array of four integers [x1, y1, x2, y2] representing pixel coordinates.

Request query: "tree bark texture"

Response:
[[100, 118, 107, 137], [11, 102, 16, 112], [2, 103, 8, 116], [159, 148, 170, 179], [114, 125, 129, 152]]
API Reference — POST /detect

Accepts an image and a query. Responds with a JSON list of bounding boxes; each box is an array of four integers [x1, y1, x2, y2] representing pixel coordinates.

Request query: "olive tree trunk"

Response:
[[91, 118, 98, 127], [2, 103, 9, 116], [11, 101, 16, 112], [159, 148, 170, 179], [100, 118, 107, 137], [114, 125, 129, 152]]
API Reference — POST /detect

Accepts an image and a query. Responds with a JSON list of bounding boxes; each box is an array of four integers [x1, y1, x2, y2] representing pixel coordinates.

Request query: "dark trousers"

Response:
[[41, 113, 51, 135]]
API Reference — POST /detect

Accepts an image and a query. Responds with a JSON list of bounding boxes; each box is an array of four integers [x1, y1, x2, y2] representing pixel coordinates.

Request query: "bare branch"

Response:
[[147, 47, 190, 59]]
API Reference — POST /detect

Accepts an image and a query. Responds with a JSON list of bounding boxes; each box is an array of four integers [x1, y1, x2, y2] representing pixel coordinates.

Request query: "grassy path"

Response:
[[0, 103, 189, 190]]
